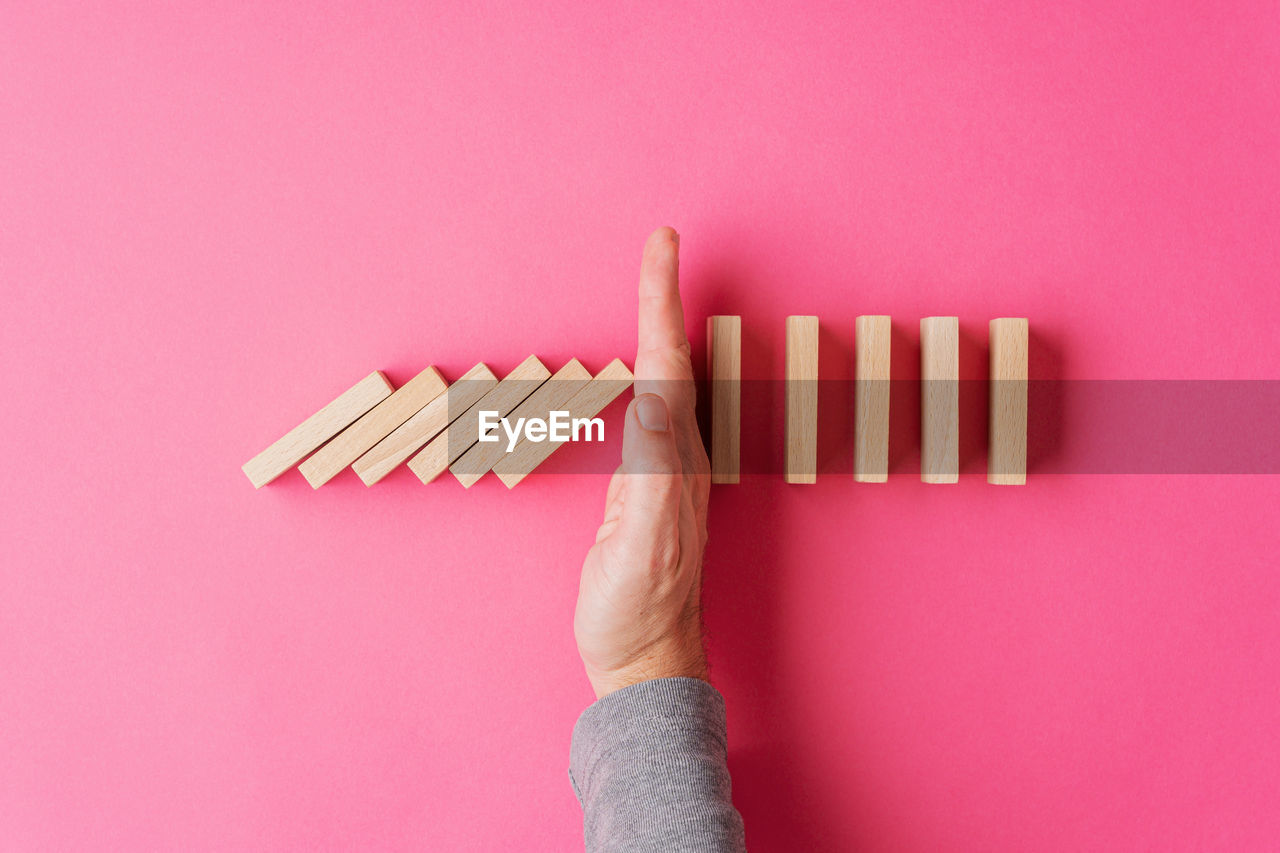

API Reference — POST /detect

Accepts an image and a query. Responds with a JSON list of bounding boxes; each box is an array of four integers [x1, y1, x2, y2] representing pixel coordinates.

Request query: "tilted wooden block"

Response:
[[707, 315, 741, 484], [854, 315, 891, 483], [451, 358, 592, 488], [299, 366, 448, 488], [988, 318, 1028, 485], [785, 316, 818, 484], [493, 359, 633, 489], [242, 371, 393, 488], [921, 316, 959, 483], [352, 362, 498, 485], [407, 355, 551, 484]]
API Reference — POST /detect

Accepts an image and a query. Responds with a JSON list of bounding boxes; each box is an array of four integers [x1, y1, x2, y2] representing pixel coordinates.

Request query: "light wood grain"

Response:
[[242, 371, 393, 488], [855, 315, 891, 483], [921, 316, 959, 484], [493, 359, 633, 488], [298, 366, 448, 488], [451, 358, 592, 488], [706, 315, 741, 484], [988, 317, 1028, 485], [352, 362, 497, 485], [785, 316, 819, 484], [408, 355, 551, 484]]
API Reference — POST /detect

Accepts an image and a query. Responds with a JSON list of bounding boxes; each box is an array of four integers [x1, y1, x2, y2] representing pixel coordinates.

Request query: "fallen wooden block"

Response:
[[451, 358, 592, 488], [493, 359, 633, 488], [706, 315, 741, 484], [920, 316, 959, 483], [988, 318, 1028, 485], [242, 371, 393, 488], [352, 362, 498, 485], [407, 355, 551, 484], [299, 366, 448, 488], [854, 315, 891, 483], [785, 316, 818, 484]]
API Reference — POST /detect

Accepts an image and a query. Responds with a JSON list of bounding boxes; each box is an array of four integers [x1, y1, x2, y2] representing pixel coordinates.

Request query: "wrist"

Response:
[[584, 643, 709, 699]]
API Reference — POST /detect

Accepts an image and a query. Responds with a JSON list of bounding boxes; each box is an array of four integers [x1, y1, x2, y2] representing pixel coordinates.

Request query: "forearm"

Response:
[[569, 677, 746, 853]]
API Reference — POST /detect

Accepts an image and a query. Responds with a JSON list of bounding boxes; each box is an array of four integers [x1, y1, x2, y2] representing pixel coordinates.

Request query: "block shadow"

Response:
[[817, 322, 853, 476], [1027, 324, 1066, 474], [958, 321, 987, 475]]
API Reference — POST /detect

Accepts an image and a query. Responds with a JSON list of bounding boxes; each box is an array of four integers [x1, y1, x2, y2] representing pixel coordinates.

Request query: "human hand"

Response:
[[574, 227, 712, 699]]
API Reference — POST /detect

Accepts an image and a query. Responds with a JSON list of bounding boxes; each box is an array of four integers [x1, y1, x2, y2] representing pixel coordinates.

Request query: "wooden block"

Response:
[[450, 358, 592, 488], [242, 371, 393, 488], [921, 316, 959, 484], [298, 366, 447, 488], [493, 359, 633, 489], [785, 316, 818, 484], [988, 318, 1028, 485], [855, 315, 891, 483], [408, 355, 551, 484], [706, 316, 741, 484], [352, 363, 498, 485]]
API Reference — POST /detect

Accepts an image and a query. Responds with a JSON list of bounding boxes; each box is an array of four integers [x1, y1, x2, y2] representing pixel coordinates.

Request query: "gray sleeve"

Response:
[[569, 677, 746, 853]]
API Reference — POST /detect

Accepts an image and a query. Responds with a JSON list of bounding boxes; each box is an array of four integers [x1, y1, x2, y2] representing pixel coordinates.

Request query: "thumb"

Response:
[[613, 394, 683, 562]]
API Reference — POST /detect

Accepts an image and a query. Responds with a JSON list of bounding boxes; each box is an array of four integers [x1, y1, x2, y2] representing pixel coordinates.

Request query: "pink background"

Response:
[[3, 1, 1278, 850]]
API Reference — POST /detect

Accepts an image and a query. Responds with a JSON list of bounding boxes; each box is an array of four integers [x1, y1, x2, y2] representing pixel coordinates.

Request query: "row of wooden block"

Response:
[[706, 316, 1029, 485], [242, 357, 634, 490]]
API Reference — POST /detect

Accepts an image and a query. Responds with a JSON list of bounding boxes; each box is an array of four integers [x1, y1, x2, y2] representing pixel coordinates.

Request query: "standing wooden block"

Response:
[[920, 316, 959, 484], [242, 371, 393, 488], [493, 359, 633, 489], [450, 358, 592, 488], [785, 316, 819, 484], [855, 315, 891, 483], [408, 355, 551, 484], [988, 318, 1028, 485], [706, 316, 741, 484], [352, 362, 498, 485], [299, 366, 448, 488]]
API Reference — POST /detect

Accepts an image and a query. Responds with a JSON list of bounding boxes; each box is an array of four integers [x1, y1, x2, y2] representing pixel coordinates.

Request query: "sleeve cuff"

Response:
[[569, 677, 744, 851]]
